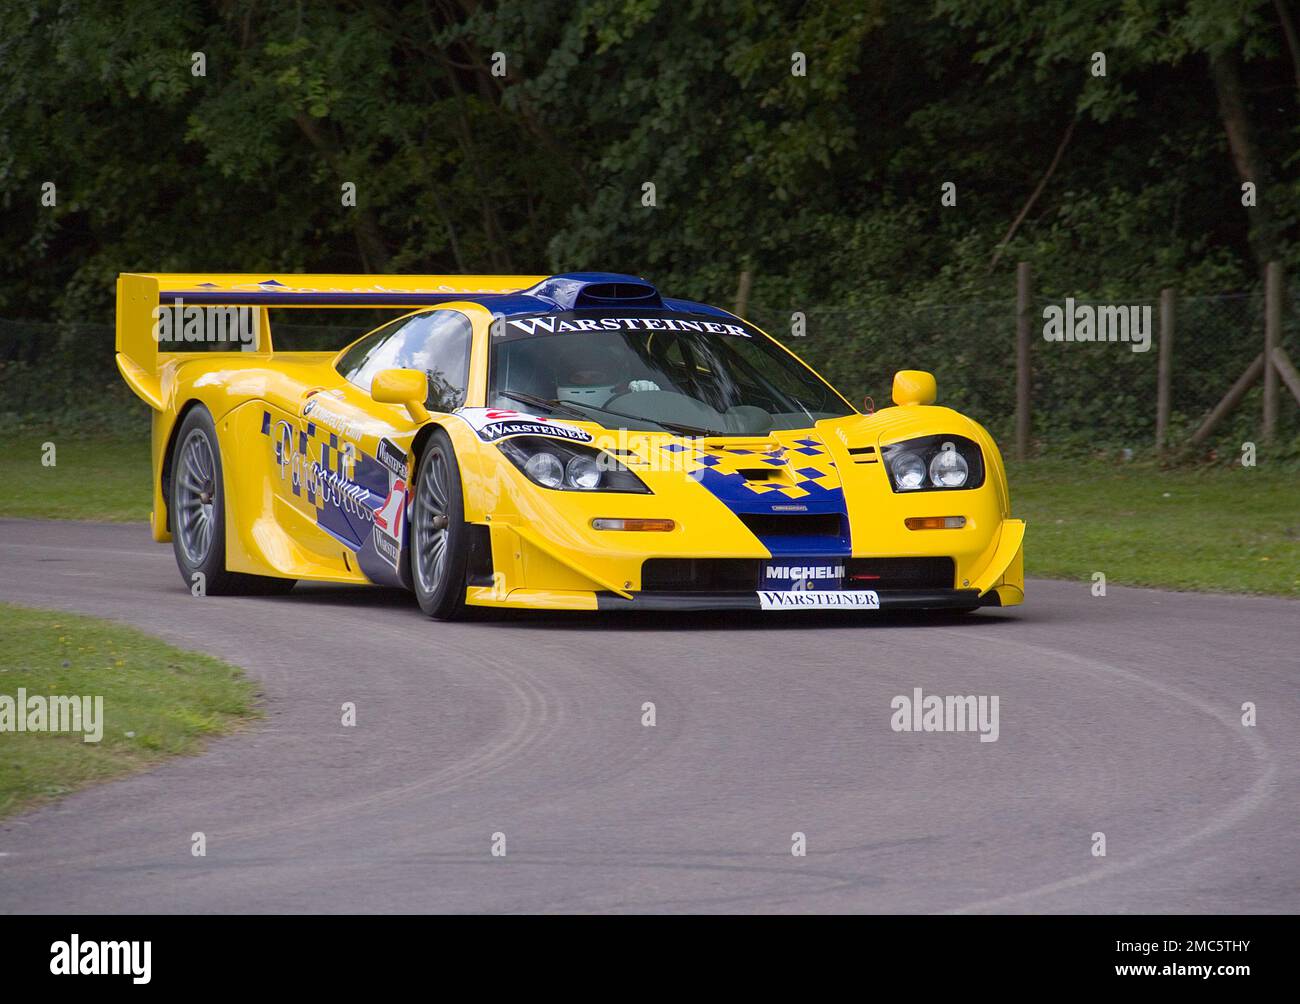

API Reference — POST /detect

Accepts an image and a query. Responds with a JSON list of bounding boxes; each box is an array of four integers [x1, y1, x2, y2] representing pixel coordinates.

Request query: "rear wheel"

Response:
[[410, 428, 471, 620], [169, 407, 296, 596]]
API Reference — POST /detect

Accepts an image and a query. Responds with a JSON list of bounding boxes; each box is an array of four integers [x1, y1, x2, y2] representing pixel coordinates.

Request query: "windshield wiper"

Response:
[[499, 390, 716, 437], [582, 405, 716, 438], [497, 390, 592, 422]]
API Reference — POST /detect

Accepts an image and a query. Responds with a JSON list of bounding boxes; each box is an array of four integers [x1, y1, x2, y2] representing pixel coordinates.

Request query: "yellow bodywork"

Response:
[[115, 273, 1024, 611]]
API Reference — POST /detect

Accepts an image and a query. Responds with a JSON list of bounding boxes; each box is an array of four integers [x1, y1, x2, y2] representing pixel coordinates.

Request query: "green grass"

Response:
[[0, 435, 150, 521], [0, 434, 1295, 597], [0, 603, 260, 818], [1010, 459, 1300, 597]]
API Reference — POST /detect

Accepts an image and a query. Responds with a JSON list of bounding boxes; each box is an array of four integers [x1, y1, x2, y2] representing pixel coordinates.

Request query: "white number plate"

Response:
[[756, 590, 881, 611]]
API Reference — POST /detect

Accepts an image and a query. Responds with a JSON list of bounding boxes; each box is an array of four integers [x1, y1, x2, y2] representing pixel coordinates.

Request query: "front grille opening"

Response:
[[641, 559, 761, 592], [738, 512, 844, 538], [844, 557, 955, 590], [640, 556, 958, 592]]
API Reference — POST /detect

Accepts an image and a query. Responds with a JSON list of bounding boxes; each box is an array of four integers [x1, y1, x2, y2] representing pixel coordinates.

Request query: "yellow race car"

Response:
[[115, 272, 1024, 619]]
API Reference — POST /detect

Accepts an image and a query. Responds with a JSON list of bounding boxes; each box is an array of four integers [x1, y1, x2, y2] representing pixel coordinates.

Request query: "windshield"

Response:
[[487, 311, 853, 435]]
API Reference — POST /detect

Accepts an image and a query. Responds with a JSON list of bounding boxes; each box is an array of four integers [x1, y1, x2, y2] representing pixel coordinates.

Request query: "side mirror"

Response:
[[372, 368, 430, 422], [892, 370, 937, 407]]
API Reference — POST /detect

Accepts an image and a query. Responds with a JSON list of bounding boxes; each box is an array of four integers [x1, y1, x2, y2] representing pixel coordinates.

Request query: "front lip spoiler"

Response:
[[594, 588, 999, 612]]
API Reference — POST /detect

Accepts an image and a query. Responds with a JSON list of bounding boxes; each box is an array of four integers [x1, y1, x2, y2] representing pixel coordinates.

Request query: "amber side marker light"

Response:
[[591, 518, 676, 532], [905, 516, 966, 530]]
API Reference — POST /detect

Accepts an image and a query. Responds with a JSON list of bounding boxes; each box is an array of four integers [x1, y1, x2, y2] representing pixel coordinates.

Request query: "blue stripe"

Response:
[[158, 289, 738, 319]]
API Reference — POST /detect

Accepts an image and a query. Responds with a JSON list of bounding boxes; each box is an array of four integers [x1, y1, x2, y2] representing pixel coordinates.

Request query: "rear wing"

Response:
[[115, 272, 546, 409]]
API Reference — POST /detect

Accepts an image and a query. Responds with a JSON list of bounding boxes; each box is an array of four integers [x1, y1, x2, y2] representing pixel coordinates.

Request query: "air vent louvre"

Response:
[[739, 512, 844, 538]]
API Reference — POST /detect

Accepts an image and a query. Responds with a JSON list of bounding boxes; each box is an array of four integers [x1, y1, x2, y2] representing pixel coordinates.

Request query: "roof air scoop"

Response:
[[527, 272, 663, 311]]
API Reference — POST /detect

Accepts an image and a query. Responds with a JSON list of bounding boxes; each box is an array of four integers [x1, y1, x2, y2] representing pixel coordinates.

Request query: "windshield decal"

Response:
[[505, 314, 749, 338]]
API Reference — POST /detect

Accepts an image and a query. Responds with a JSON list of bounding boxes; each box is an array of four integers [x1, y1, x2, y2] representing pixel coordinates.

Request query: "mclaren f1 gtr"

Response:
[[114, 272, 1024, 619]]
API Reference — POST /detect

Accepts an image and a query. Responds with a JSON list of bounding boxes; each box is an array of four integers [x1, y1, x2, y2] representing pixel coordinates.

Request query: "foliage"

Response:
[[1, 0, 1298, 445]]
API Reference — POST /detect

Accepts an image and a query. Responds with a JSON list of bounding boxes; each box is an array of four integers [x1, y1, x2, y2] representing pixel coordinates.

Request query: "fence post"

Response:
[[1264, 261, 1281, 442], [1015, 261, 1032, 461], [733, 268, 753, 319], [1157, 288, 1174, 452], [1191, 353, 1266, 445]]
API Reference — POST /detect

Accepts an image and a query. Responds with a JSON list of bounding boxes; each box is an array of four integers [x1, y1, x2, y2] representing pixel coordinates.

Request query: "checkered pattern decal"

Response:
[[630, 433, 843, 506], [261, 409, 388, 550], [624, 431, 850, 556], [692, 436, 839, 503]]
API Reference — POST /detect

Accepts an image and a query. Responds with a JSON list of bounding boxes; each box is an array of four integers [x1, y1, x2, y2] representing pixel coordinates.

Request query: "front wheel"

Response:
[[410, 427, 471, 620]]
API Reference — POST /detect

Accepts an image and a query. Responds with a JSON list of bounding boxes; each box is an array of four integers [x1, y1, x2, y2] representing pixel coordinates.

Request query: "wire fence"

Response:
[[1, 289, 1296, 454], [749, 289, 1296, 453]]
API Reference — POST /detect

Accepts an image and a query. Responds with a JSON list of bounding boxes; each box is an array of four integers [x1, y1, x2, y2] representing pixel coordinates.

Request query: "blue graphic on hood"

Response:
[[683, 439, 851, 557]]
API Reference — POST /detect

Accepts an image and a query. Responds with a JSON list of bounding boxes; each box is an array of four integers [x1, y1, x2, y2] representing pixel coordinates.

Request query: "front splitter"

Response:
[[594, 588, 998, 612]]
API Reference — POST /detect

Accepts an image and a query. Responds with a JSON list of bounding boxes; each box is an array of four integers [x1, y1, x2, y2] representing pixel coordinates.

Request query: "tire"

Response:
[[169, 407, 296, 597], [409, 427, 471, 620]]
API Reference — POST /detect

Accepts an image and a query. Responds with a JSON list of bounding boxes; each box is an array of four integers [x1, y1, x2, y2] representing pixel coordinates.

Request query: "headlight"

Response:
[[929, 443, 969, 487], [891, 451, 926, 490], [524, 451, 564, 488], [881, 434, 984, 492], [565, 455, 601, 490], [499, 436, 650, 493]]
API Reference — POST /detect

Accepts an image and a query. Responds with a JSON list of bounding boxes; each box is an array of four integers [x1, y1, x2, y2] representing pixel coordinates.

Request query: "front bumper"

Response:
[[462, 520, 1026, 613]]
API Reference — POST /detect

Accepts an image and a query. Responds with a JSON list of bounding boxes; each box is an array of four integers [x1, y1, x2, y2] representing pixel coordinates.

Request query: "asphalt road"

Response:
[[0, 518, 1296, 913]]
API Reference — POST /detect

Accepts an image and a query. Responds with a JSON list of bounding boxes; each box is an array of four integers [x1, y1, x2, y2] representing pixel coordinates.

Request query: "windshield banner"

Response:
[[501, 313, 751, 339]]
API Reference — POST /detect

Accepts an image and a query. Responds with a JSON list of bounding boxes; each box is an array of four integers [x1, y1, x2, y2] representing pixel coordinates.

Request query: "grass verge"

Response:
[[1010, 458, 1299, 597], [0, 435, 149, 521], [0, 603, 260, 819]]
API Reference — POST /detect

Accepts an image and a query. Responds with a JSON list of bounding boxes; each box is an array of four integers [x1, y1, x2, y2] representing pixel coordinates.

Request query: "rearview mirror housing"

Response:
[[371, 368, 430, 422], [892, 370, 937, 407]]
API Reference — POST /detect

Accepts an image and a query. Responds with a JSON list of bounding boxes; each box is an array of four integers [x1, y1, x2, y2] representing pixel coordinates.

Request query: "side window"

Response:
[[336, 310, 473, 412], [335, 317, 407, 385]]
